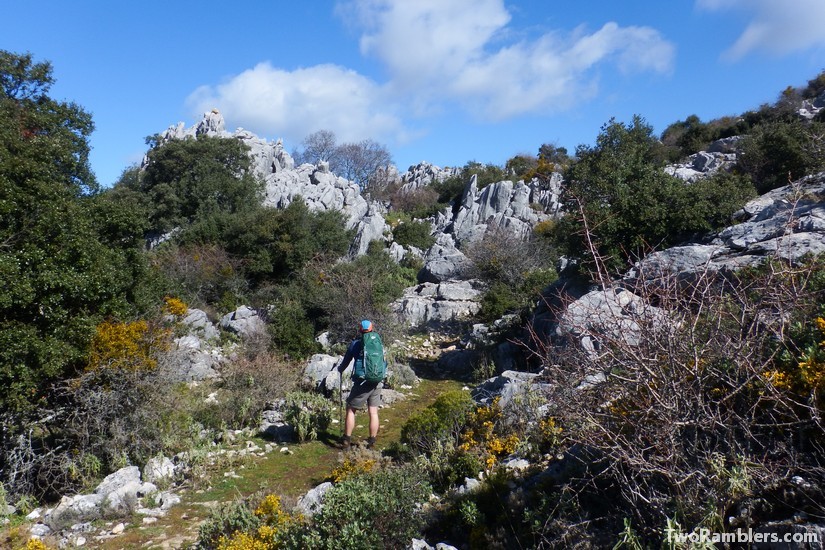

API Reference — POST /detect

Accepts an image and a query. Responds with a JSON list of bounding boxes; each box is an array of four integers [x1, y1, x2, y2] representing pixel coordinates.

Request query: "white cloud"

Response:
[[697, 0, 825, 60], [345, 0, 675, 120], [185, 62, 406, 146], [185, 1, 676, 145]]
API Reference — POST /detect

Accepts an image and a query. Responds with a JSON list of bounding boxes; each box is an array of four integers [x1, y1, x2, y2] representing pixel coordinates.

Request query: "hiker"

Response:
[[336, 319, 387, 450]]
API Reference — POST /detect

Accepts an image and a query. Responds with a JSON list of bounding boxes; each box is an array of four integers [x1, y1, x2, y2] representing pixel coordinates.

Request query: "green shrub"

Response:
[[283, 391, 334, 442], [401, 390, 474, 454], [392, 219, 435, 250], [280, 464, 432, 550], [196, 497, 260, 550], [268, 298, 322, 360], [738, 120, 825, 193]]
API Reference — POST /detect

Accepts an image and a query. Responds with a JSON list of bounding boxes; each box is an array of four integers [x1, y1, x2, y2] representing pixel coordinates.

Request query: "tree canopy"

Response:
[[0, 51, 147, 417]]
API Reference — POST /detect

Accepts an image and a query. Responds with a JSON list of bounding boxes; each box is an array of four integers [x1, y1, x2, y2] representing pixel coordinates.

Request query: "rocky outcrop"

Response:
[[153, 112, 379, 254], [41, 465, 177, 532], [798, 91, 825, 121], [392, 280, 483, 327], [626, 172, 825, 287], [398, 162, 459, 194], [156, 110, 293, 180], [435, 174, 562, 246], [665, 150, 737, 183], [219, 305, 267, 339], [418, 233, 472, 283]]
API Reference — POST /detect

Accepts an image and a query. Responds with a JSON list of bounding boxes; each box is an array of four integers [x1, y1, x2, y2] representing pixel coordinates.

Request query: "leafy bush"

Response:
[[558, 116, 754, 276], [283, 391, 334, 442], [267, 298, 322, 360], [280, 464, 432, 550], [196, 497, 260, 550], [391, 218, 435, 250], [737, 119, 825, 193], [137, 133, 263, 236], [401, 390, 474, 454], [86, 319, 170, 373]]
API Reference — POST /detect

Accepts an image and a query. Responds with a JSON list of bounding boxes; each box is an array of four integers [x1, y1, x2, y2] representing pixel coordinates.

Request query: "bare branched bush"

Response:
[[152, 243, 247, 309], [464, 227, 553, 287], [518, 184, 825, 544], [390, 186, 440, 217], [529, 249, 825, 542], [207, 351, 302, 430]]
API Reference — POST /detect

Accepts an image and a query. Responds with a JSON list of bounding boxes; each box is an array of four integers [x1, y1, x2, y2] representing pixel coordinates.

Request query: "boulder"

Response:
[[180, 308, 219, 341], [557, 287, 670, 354], [419, 234, 472, 284], [220, 306, 266, 339], [142, 456, 176, 485], [44, 494, 104, 531], [295, 481, 333, 516], [392, 281, 483, 327], [303, 354, 350, 393]]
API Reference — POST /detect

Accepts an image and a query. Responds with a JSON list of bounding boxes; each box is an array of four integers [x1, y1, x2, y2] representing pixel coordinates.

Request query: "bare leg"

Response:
[[345, 407, 356, 437], [368, 405, 379, 438]]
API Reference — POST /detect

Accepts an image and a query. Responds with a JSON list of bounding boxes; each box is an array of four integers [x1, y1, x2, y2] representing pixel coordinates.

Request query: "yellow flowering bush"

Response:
[[330, 456, 377, 483], [163, 296, 188, 317], [215, 495, 295, 550], [86, 319, 170, 373], [25, 539, 50, 550], [460, 398, 520, 469], [764, 315, 825, 395]]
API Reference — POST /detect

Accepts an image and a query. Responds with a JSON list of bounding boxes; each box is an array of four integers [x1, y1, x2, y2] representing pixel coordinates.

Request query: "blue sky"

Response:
[[2, 0, 825, 187]]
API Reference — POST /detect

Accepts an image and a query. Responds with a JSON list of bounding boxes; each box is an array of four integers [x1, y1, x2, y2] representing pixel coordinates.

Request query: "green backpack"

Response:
[[362, 331, 386, 383]]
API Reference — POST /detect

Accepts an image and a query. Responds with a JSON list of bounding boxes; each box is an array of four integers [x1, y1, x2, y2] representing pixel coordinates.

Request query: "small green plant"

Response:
[[613, 518, 645, 550], [401, 390, 474, 454], [196, 498, 260, 550], [0, 482, 8, 516], [283, 391, 334, 442], [459, 498, 482, 527]]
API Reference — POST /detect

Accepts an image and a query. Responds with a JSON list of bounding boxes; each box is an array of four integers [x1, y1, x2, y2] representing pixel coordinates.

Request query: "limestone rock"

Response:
[[44, 494, 104, 531], [419, 234, 471, 283], [220, 306, 266, 339], [142, 456, 176, 485], [392, 280, 483, 327], [295, 482, 333, 516]]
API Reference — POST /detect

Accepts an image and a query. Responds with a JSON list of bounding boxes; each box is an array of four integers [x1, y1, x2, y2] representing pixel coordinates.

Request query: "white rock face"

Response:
[[142, 456, 176, 485], [439, 174, 562, 247], [392, 280, 483, 327], [220, 305, 267, 339], [626, 172, 825, 286]]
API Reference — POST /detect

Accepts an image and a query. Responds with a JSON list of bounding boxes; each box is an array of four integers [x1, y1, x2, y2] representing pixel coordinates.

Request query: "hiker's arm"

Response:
[[337, 341, 356, 372]]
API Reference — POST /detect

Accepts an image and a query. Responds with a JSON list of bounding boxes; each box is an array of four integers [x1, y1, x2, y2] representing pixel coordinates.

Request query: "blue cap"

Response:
[[360, 320, 373, 332]]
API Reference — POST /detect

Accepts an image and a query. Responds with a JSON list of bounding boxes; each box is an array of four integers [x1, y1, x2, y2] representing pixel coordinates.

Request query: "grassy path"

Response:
[[90, 375, 465, 549]]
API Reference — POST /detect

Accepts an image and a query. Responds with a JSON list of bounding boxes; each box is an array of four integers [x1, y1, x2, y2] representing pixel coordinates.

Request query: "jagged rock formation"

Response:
[[398, 161, 459, 193], [433, 173, 563, 246], [798, 91, 825, 120]]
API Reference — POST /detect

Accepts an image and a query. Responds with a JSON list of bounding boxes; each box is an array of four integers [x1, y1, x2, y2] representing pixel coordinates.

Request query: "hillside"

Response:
[[2, 49, 825, 548]]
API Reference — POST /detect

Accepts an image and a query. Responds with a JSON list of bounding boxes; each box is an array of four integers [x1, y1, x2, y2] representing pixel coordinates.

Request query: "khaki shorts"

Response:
[[346, 379, 383, 409]]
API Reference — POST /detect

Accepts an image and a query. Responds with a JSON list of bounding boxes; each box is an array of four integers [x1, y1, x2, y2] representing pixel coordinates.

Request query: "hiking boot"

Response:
[[341, 435, 351, 451], [366, 436, 376, 450]]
